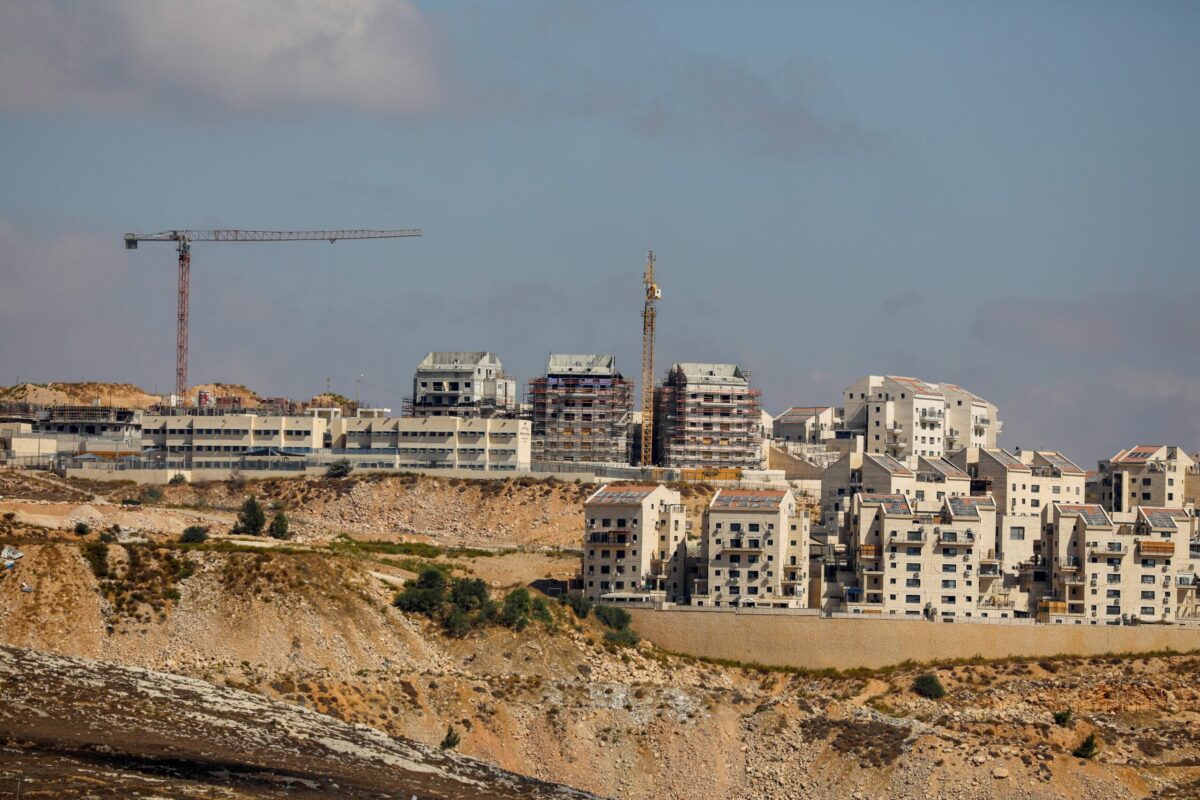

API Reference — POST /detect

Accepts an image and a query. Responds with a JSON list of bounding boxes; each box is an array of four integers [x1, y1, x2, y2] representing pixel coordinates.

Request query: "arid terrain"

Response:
[[2, 468, 1200, 799]]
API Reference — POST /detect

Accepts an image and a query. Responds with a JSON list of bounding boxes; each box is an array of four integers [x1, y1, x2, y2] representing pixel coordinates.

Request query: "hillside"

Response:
[[0, 381, 162, 408], [0, 646, 598, 799], [2, 477, 1200, 798]]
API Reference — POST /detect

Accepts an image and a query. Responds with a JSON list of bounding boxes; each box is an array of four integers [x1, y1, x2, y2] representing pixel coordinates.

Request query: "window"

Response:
[[942, 564, 957, 573], [1106, 589, 1120, 598], [906, 594, 921, 604], [905, 563, 921, 572], [1141, 575, 1155, 584], [1010, 527, 1025, 541], [1141, 590, 1155, 600], [1141, 606, 1156, 617], [941, 579, 957, 589]]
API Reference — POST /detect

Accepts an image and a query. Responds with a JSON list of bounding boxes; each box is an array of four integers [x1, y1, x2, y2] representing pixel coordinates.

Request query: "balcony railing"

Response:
[[1089, 541, 1126, 555], [588, 533, 631, 546], [891, 530, 927, 544], [937, 530, 975, 544], [1138, 540, 1175, 557]]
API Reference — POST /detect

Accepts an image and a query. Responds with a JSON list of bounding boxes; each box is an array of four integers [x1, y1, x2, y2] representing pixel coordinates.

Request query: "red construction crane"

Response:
[[124, 228, 422, 402]]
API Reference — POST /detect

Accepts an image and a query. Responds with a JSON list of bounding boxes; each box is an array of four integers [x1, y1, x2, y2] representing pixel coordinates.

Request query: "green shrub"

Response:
[[604, 627, 640, 648], [268, 512, 290, 540], [1054, 710, 1073, 727], [444, 606, 471, 638], [326, 460, 353, 479], [141, 486, 164, 503], [439, 725, 461, 750], [531, 597, 554, 626], [168, 473, 187, 485], [912, 673, 945, 700], [74, 521, 90, 536], [502, 588, 532, 631], [1073, 733, 1098, 759], [180, 526, 209, 544], [81, 542, 109, 578], [450, 578, 490, 611], [234, 497, 266, 536], [595, 604, 631, 631], [98, 531, 117, 543], [563, 591, 591, 619], [120, 497, 141, 506], [393, 569, 448, 616]]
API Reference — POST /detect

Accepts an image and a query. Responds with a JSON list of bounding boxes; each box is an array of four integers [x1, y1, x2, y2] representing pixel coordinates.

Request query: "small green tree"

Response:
[[393, 569, 448, 616], [180, 525, 209, 544], [604, 627, 640, 647], [450, 578, 490, 611], [74, 521, 90, 536], [531, 596, 554, 626], [563, 591, 592, 620], [502, 587, 532, 631], [912, 673, 946, 699], [1054, 710, 1073, 727], [268, 512, 290, 540], [444, 606, 471, 638], [1073, 732, 1099, 759], [168, 473, 187, 485], [141, 485, 164, 503], [326, 459, 353, 479], [595, 604, 631, 630], [439, 725, 461, 750], [234, 497, 266, 536]]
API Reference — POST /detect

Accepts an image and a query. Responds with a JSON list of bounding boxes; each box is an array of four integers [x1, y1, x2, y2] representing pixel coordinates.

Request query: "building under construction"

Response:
[[653, 362, 763, 470], [405, 351, 517, 418], [529, 354, 633, 464]]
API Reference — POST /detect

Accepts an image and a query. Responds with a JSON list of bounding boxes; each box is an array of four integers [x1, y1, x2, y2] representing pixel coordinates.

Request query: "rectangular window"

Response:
[[905, 594, 921, 604], [1010, 527, 1025, 541]]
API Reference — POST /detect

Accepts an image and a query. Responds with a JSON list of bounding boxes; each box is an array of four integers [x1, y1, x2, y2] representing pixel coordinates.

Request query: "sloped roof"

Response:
[[857, 493, 911, 515], [776, 406, 832, 422], [1055, 503, 1111, 527], [864, 452, 914, 477], [947, 495, 996, 519], [1111, 445, 1164, 464], [919, 456, 969, 480], [587, 484, 659, 505], [1035, 451, 1085, 475], [981, 448, 1031, 472], [885, 376, 943, 397]]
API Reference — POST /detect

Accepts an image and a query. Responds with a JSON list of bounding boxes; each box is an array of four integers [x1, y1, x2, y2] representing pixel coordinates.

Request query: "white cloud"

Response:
[[0, 1, 443, 114]]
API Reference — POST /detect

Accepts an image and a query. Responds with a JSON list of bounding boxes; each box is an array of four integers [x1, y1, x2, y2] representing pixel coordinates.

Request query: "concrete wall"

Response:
[[627, 607, 1200, 670], [63, 465, 604, 485]]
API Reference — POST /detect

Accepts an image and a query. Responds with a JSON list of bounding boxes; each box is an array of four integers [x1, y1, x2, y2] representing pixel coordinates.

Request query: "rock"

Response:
[[992, 767, 1009, 779]]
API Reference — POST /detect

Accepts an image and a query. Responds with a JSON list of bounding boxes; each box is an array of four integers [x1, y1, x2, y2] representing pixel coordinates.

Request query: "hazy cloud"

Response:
[[0, 1, 443, 114]]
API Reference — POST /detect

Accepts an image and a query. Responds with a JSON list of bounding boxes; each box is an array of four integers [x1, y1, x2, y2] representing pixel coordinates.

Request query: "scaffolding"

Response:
[[653, 367, 762, 469], [528, 371, 633, 464]]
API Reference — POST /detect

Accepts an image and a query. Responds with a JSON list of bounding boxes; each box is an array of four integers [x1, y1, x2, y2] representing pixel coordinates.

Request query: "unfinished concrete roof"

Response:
[[857, 493, 912, 515], [776, 406, 831, 422], [711, 489, 786, 510], [418, 352, 502, 369], [586, 484, 658, 505], [546, 353, 616, 376], [672, 363, 748, 385]]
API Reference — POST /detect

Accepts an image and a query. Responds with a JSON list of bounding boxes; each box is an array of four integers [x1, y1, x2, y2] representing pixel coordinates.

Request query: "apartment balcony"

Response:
[[1062, 574, 1086, 586], [936, 530, 975, 545], [890, 530, 927, 544], [1056, 556, 1082, 572], [722, 539, 763, 553], [588, 532, 632, 546], [979, 550, 1000, 564], [945, 428, 960, 442], [1138, 540, 1176, 557], [861, 563, 885, 576], [781, 572, 805, 585], [1178, 574, 1197, 588], [979, 565, 1000, 578], [1089, 541, 1126, 555], [980, 595, 1015, 609], [858, 544, 881, 559]]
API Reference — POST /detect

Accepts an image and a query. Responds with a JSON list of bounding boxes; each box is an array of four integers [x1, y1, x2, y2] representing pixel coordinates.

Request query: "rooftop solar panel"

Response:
[[986, 449, 1031, 471], [589, 486, 656, 505], [1037, 451, 1084, 474], [1141, 509, 1179, 530], [712, 490, 785, 510], [1058, 504, 1110, 526], [858, 493, 911, 515]]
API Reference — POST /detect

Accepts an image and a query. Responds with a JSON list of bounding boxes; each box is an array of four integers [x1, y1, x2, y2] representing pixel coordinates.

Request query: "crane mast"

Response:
[[640, 251, 660, 466], [124, 228, 421, 402]]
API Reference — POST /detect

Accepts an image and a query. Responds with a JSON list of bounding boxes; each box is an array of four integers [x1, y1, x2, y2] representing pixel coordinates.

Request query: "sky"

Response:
[[1, 1, 1197, 468]]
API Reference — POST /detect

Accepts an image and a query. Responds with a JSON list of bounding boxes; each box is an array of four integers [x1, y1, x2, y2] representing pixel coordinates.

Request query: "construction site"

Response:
[[528, 354, 634, 465]]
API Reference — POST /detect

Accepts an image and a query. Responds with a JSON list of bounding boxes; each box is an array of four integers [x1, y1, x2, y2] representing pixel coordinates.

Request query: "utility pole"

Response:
[[640, 251, 661, 466]]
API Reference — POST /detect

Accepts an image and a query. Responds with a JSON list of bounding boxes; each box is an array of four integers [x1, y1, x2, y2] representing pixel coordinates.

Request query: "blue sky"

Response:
[[1, 1, 1197, 467]]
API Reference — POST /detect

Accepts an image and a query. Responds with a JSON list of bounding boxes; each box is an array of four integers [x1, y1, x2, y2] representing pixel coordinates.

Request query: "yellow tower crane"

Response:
[[640, 250, 661, 466]]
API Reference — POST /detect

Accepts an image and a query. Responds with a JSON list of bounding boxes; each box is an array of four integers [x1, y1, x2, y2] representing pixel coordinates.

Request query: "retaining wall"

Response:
[[626, 607, 1200, 670]]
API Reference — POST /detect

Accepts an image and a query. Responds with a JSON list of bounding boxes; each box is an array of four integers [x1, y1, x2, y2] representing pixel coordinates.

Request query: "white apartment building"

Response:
[[820, 452, 970, 530], [1097, 445, 1196, 513], [842, 493, 999, 620], [141, 414, 327, 459], [772, 406, 838, 444], [841, 375, 1001, 459], [693, 489, 809, 608], [328, 415, 530, 471], [955, 448, 1087, 515], [1042, 503, 1198, 625], [581, 484, 687, 602], [408, 351, 517, 418]]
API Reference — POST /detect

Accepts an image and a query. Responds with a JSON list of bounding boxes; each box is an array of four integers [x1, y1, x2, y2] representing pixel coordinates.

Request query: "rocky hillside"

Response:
[[0, 646, 598, 799]]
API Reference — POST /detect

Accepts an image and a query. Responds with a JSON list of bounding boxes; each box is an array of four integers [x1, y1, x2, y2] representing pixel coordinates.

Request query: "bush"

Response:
[[98, 531, 117, 543], [81, 542, 109, 578], [180, 526, 209, 544], [234, 497, 266, 536], [1073, 732, 1098, 759], [531, 597, 554, 626], [444, 606, 471, 638], [912, 673, 946, 700], [168, 473, 187, 485], [595, 604, 631, 631], [502, 588, 532, 631], [120, 497, 141, 506], [450, 578, 490, 611], [326, 460, 353, 479], [74, 521, 91, 536], [604, 627, 640, 648], [268, 512, 290, 540], [563, 591, 591, 619], [141, 486, 164, 503], [439, 725, 461, 750], [1054, 710, 1073, 727], [393, 569, 448, 616]]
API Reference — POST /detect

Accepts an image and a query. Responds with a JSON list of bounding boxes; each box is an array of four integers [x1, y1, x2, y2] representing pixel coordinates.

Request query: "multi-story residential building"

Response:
[[1041, 503, 1196, 625], [820, 452, 970, 530], [772, 406, 838, 444], [692, 489, 808, 608], [955, 448, 1087, 515], [842, 493, 997, 620], [652, 363, 762, 470], [528, 354, 633, 465], [581, 484, 687, 602], [1096, 445, 1196, 513], [327, 415, 530, 471], [840, 375, 1001, 459], [141, 414, 327, 461], [407, 351, 517, 418]]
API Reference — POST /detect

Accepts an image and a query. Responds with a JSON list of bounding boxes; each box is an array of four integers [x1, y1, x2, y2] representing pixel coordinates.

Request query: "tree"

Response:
[[604, 627, 640, 647], [563, 591, 591, 620], [1054, 710, 1073, 727], [595, 604, 631, 631], [450, 578, 490, 611], [393, 568, 448, 616], [268, 512, 290, 540], [502, 588, 532, 631], [168, 473, 187, 485], [74, 521, 90, 536], [326, 459, 353, 479], [234, 497, 266, 536], [439, 725, 461, 750], [444, 606, 471, 638], [1073, 733, 1099, 759], [912, 673, 946, 700], [180, 526, 209, 544]]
